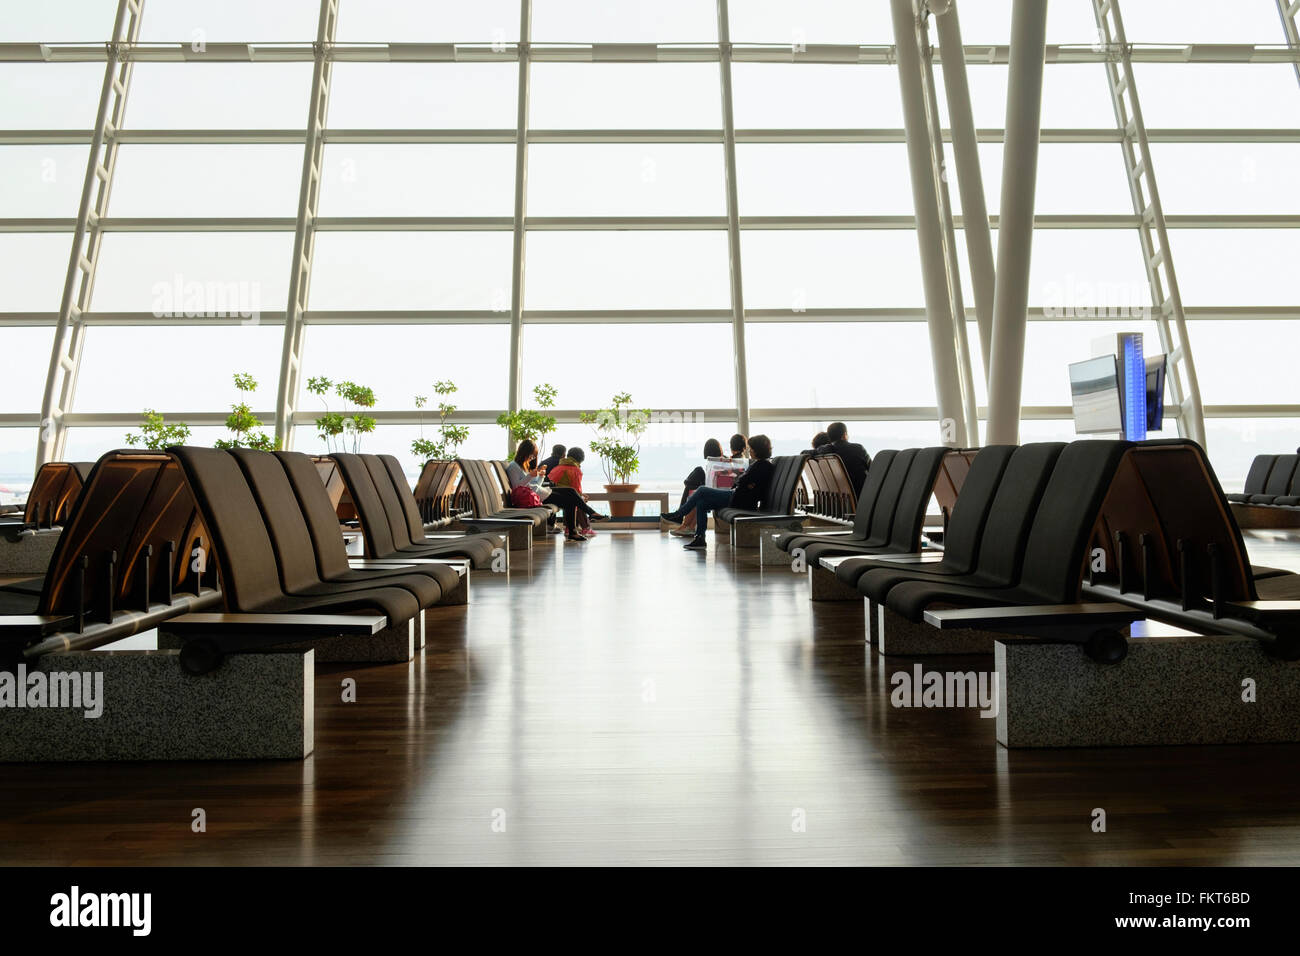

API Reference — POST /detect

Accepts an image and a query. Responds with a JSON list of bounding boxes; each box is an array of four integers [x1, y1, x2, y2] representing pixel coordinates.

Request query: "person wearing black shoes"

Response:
[[507, 440, 609, 541], [539, 443, 567, 475], [660, 435, 774, 550]]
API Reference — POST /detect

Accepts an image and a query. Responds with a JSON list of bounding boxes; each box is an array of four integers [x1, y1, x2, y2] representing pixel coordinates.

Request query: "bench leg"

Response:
[[759, 533, 790, 567], [0, 650, 313, 761]]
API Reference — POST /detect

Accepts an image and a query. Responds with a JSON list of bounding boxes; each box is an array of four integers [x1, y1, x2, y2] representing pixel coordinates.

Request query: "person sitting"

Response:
[[539, 443, 567, 476], [811, 421, 871, 495], [548, 446, 597, 538], [506, 440, 607, 542], [660, 435, 774, 551], [804, 431, 830, 455], [668, 438, 724, 538], [727, 433, 748, 460]]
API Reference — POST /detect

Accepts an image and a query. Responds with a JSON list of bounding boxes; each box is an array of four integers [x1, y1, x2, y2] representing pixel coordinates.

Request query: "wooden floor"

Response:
[[4, 529, 1300, 866]]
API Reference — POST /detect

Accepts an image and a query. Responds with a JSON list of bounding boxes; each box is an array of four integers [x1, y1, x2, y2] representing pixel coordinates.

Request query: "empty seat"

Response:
[[773, 449, 899, 555], [373, 454, 502, 566], [881, 440, 1132, 623], [1226, 454, 1276, 503], [715, 455, 806, 524], [1247, 454, 1298, 505]]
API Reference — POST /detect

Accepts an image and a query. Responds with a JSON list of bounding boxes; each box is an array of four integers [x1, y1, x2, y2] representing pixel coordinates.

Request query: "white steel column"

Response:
[[932, 0, 996, 383], [1278, 0, 1300, 86], [36, 0, 143, 468], [1092, 0, 1206, 446], [716, 0, 750, 435], [891, 0, 968, 447], [505, 1, 533, 452], [985, 0, 1048, 446], [274, 0, 339, 449]]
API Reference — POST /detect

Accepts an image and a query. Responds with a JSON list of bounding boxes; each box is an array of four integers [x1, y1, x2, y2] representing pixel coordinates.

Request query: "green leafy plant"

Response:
[[581, 392, 650, 485], [412, 380, 470, 461], [497, 382, 558, 449], [308, 376, 377, 453], [125, 409, 191, 450], [214, 372, 279, 450]]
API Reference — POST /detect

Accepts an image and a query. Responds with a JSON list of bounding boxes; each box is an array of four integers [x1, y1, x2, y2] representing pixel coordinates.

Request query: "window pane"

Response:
[[524, 232, 730, 309], [1167, 229, 1299, 306], [1188, 321, 1300, 406], [328, 63, 519, 129], [1132, 64, 1300, 127], [76, 325, 283, 412], [0, 64, 105, 128], [336, 0, 520, 42], [528, 144, 724, 217], [533, 0, 716, 42], [92, 234, 293, 313], [1017, 230, 1150, 309], [1121, 0, 1284, 43], [0, 234, 74, 312], [65, 425, 231, 463], [578, 417, 739, 512], [0, 328, 54, 413], [741, 231, 924, 309], [935, 64, 1116, 130], [291, 423, 508, 478], [750, 420, 945, 458], [530, 64, 721, 128], [111, 145, 303, 217], [138, 0, 321, 41], [747, 322, 936, 408], [298, 324, 509, 410], [952, 0, 1102, 46], [736, 144, 910, 216], [521, 322, 735, 409], [966, 143, 1134, 215], [0, 429, 40, 500], [1150, 144, 1300, 214], [731, 64, 902, 128], [8, 0, 119, 40], [0, 146, 86, 217], [128, 63, 314, 129], [309, 233, 512, 310], [1205, 418, 1300, 490], [318, 145, 515, 217], [729, 1, 890, 44]]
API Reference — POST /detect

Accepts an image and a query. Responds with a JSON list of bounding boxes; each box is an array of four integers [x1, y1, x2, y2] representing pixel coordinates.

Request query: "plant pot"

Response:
[[604, 483, 640, 518]]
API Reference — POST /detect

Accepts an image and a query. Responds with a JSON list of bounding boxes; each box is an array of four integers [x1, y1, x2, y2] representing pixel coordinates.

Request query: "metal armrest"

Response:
[[349, 558, 468, 577], [924, 603, 1144, 631], [162, 612, 386, 637], [732, 513, 799, 523], [862, 552, 946, 564]]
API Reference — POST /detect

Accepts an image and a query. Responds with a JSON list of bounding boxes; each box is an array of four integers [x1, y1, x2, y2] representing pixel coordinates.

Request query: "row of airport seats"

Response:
[[1227, 452, 1300, 529], [765, 438, 1300, 746], [0, 446, 527, 761], [0, 461, 93, 530]]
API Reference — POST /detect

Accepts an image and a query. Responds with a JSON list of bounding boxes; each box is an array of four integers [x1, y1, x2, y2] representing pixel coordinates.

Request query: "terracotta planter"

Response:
[[604, 482, 639, 518]]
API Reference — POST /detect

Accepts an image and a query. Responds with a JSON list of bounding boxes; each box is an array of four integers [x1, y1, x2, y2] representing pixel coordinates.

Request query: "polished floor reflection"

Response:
[[3, 530, 1300, 865]]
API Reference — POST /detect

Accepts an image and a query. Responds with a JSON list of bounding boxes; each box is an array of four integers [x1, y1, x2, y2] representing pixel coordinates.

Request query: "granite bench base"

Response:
[[160, 617, 417, 664], [729, 517, 804, 549], [808, 564, 862, 601], [453, 519, 533, 552], [997, 633, 1300, 748], [876, 605, 997, 656], [759, 532, 789, 567], [0, 527, 61, 576], [0, 648, 312, 761]]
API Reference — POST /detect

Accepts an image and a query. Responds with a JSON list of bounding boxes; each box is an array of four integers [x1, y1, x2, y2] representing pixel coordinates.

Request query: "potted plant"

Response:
[[496, 382, 558, 451], [214, 372, 278, 450], [307, 376, 377, 453], [581, 392, 650, 518], [411, 380, 470, 461], [125, 409, 191, 449]]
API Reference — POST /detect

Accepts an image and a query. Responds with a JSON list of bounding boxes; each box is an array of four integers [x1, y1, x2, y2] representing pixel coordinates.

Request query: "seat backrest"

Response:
[[166, 446, 286, 612], [1018, 440, 1133, 603], [849, 449, 897, 538], [1241, 454, 1277, 495], [231, 448, 327, 594], [490, 461, 512, 504], [456, 458, 504, 517], [361, 454, 418, 549], [378, 454, 428, 543], [23, 461, 87, 526], [765, 455, 805, 513], [936, 445, 1016, 575], [931, 449, 978, 523], [1094, 439, 1256, 603], [312, 456, 347, 511], [331, 453, 400, 558], [863, 448, 917, 548], [885, 447, 949, 552], [39, 451, 206, 617], [1262, 454, 1299, 496], [970, 442, 1066, 588], [276, 450, 356, 580]]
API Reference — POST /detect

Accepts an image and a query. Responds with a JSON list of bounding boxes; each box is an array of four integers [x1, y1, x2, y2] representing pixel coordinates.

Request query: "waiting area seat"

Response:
[[452, 457, 553, 549], [1227, 451, 1300, 528], [0, 460, 93, 531]]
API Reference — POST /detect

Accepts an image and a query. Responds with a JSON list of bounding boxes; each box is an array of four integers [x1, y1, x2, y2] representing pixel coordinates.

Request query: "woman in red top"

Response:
[[548, 446, 597, 537]]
